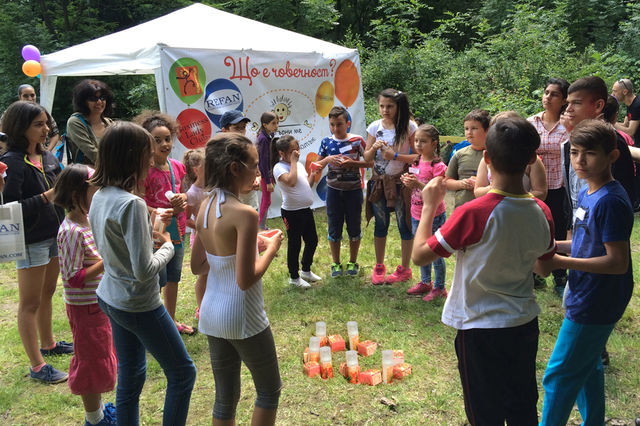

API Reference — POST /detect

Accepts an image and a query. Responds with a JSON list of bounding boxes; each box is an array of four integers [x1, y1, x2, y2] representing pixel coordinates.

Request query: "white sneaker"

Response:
[[289, 277, 311, 288], [300, 270, 322, 282]]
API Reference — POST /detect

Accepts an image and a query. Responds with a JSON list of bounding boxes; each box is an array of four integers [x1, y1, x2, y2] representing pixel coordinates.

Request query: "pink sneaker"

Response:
[[407, 281, 433, 295], [386, 265, 412, 284], [423, 287, 448, 301], [371, 263, 386, 285]]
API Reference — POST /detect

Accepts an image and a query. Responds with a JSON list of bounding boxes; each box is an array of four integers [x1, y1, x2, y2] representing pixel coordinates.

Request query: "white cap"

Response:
[[346, 350, 358, 367], [309, 336, 321, 352], [315, 321, 326, 337]]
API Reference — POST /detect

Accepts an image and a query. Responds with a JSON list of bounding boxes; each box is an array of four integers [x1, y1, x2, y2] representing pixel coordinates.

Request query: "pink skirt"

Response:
[[66, 303, 117, 395]]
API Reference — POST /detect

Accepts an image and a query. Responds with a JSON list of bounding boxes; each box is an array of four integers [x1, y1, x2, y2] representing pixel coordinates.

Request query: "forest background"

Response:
[[0, 0, 639, 135]]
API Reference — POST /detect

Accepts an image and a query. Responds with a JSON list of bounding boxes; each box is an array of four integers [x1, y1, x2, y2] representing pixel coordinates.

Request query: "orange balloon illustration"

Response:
[[334, 59, 360, 107], [315, 81, 334, 118], [305, 152, 322, 183]]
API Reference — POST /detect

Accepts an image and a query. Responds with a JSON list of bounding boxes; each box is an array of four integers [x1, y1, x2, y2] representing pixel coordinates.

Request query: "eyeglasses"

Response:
[[88, 95, 107, 102], [618, 79, 631, 93]]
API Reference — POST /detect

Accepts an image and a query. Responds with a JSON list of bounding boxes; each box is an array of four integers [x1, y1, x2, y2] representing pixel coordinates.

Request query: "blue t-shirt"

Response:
[[566, 181, 634, 325], [317, 134, 366, 191]]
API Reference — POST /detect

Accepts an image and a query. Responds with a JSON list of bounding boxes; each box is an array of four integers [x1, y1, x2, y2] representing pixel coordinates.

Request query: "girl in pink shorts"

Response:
[[55, 164, 117, 425]]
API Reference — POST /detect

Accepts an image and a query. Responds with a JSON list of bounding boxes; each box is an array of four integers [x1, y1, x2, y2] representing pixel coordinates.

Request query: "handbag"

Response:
[[0, 193, 26, 262]]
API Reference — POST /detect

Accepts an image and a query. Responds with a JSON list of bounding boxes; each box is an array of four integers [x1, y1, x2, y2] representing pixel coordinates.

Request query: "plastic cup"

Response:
[[310, 161, 322, 172], [347, 321, 358, 336], [382, 350, 393, 363], [316, 321, 326, 338], [309, 336, 321, 353], [346, 350, 358, 367], [320, 346, 332, 363]]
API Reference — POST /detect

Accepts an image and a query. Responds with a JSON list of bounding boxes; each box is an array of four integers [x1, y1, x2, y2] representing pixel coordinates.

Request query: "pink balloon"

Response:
[[21, 45, 41, 62]]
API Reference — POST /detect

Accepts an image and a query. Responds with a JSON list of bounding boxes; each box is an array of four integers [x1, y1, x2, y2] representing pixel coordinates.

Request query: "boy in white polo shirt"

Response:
[[412, 116, 557, 425]]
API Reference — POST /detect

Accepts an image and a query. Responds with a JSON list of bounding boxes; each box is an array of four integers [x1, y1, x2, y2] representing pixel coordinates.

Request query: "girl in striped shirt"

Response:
[[55, 164, 117, 426]]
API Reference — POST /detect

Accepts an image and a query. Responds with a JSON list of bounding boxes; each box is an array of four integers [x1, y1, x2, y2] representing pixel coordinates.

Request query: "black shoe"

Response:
[[40, 341, 74, 356]]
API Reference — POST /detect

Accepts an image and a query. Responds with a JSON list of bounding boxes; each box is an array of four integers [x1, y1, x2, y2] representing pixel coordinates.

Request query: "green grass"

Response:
[[0, 207, 639, 425]]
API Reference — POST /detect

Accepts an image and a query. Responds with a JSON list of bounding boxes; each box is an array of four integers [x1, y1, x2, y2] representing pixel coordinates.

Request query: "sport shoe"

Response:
[[331, 263, 343, 277], [345, 262, 359, 276], [289, 277, 311, 288], [423, 287, 448, 302], [300, 270, 322, 282], [407, 281, 433, 295], [371, 263, 386, 285], [30, 364, 68, 384], [386, 265, 412, 284], [86, 402, 117, 425], [40, 340, 73, 356]]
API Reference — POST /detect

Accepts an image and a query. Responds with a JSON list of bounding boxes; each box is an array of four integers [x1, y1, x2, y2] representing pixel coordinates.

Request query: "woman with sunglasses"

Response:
[[66, 79, 114, 166]]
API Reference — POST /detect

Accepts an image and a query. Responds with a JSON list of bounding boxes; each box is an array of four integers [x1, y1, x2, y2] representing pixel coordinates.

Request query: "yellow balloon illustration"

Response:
[[315, 81, 334, 118], [334, 59, 360, 107]]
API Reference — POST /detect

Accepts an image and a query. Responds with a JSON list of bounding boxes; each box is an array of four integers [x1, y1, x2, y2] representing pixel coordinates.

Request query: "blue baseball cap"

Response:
[[220, 110, 250, 129]]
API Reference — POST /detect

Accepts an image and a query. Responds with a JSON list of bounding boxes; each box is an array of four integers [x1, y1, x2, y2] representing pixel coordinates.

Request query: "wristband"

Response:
[[394, 151, 398, 160]]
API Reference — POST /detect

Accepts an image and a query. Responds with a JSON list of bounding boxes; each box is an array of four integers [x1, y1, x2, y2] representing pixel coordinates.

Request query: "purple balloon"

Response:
[[21, 45, 41, 62]]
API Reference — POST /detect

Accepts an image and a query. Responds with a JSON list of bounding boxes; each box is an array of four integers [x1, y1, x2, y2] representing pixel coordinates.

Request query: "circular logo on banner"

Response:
[[204, 79, 243, 129], [169, 58, 206, 105], [176, 108, 212, 149]]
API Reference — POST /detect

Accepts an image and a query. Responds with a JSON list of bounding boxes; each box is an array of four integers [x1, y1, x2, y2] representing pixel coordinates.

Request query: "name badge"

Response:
[[575, 207, 586, 221], [408, 167, 420, 175], [339, 144, 352, 154]]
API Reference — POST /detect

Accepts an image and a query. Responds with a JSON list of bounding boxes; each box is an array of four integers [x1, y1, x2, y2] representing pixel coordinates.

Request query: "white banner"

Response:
[[160, 47, 366, 217]]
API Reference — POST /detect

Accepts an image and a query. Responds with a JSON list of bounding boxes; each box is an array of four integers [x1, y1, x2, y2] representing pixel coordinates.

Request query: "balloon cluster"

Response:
[[21, 45, 42, 78]]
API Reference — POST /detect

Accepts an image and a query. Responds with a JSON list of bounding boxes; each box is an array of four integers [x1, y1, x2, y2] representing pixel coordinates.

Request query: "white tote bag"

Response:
[[0, 194, 26, 262]]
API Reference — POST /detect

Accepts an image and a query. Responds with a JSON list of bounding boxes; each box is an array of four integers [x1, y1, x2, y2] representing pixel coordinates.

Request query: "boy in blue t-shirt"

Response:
[[539, 120, 634, 425], [316, 106, 372, 277]]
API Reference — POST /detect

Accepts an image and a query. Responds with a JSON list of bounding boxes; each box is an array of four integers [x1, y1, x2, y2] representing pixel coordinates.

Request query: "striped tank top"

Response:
[[198, 188, 269, 339]]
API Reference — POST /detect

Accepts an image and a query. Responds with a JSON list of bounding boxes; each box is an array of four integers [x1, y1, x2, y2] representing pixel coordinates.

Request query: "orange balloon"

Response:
[[305, 152, 322, 183], [22, 60, 42, 77], [334, 60, 360, 107]]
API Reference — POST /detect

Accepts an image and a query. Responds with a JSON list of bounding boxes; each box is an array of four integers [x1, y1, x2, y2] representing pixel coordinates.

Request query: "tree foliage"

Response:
[[1, 0, 639, 136]]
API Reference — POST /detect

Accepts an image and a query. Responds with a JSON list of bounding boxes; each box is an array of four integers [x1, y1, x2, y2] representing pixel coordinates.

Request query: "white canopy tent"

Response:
[[39, 2, 355, 112]]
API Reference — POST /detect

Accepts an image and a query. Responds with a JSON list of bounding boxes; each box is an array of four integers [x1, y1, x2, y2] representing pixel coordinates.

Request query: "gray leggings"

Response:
[[207, 326, 282, 420]]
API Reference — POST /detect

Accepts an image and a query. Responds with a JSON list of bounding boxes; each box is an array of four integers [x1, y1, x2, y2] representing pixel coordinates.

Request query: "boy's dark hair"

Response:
[[90, 121, 152, 193], [328, 106, 349, 121], [204, 132, 253, 191], [72, 79, 114, 117], [546, 77, 570, 99], [603, 95, 620, 124], [567, 76, 608, 103], [569, 119, 617, 154], [464, 109, 491, 130], [378, 88, 411, 148], [54, 164, 92, 212], [485, 117, 540, 175], [133, 110, 180, 136], [489, 110, 520, 127], [1, 101, 47, 154]]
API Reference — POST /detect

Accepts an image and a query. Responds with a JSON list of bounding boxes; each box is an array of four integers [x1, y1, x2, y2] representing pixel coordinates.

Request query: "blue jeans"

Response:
[[370, 183, 413, 240], [541, 317, 615, 426], [98, 298, 197, 426], [411, 214, 446, 287]]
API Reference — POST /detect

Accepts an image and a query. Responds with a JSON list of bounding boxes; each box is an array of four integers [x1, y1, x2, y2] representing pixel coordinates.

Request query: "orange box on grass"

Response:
[[339, 362, 360, 383], [360, 369, 382, 386], [357, 340, 377, 356], [393, 350, 404, 364], [328, 334, 345, 352], [303, 362, 320, 378], [303, 347, 320, 363], [393, 363, 412, 380]]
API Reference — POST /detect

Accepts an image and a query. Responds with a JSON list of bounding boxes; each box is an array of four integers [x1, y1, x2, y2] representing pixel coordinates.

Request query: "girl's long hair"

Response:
[[378, 88, 411, 149]]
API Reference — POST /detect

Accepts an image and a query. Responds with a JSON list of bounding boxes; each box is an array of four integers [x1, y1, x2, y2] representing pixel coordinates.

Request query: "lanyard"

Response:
[[24, 154, 51, 189], [167, 159, 176, 193]]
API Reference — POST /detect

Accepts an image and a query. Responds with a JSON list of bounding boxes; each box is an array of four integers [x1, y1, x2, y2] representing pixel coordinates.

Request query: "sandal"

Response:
[[176, 323, 197, 336]]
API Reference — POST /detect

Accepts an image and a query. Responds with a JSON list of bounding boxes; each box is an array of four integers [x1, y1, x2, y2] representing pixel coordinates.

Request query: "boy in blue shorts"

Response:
[[316, 106, 372, 277], [412, 116, 557, 425], [540, 120, 634, 426]]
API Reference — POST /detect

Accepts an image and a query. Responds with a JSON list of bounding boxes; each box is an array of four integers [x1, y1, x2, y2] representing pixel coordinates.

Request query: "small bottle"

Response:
[[319, 346, 333, 379], [316, 321, 327, 346], [345, 350, 360, 384], [381, 349, 394, 384], [308, 336, 321, 363], [347, 321, 359, 351]]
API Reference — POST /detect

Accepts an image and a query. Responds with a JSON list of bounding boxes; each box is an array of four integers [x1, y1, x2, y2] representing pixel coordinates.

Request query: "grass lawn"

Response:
[[0, 206, 638, 425]]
